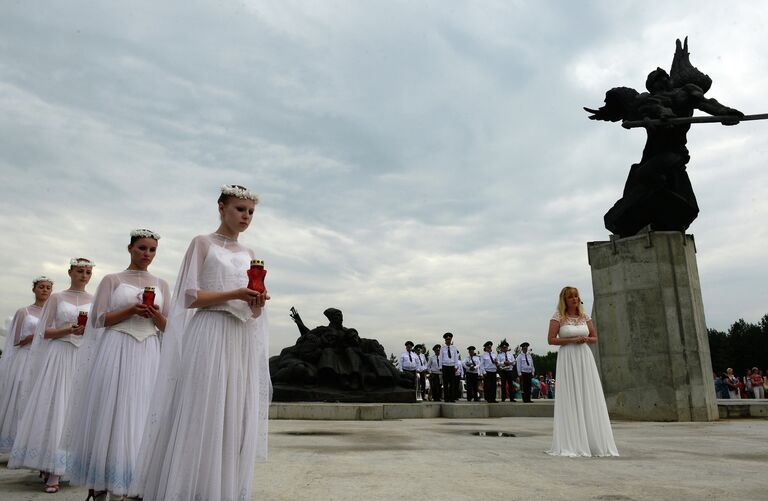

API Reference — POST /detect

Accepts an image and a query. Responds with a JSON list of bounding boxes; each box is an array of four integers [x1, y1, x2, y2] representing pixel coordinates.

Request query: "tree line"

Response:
[[708, 314, 768, 375], [531, 313, 768, 379], [388, 312, 768, 380]]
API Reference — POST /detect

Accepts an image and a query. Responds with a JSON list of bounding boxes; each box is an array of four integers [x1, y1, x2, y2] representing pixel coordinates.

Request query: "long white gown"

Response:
[[0, 305, 42, 452], [9, 290, 93, 473], [548, 312, 619, 457], [63, 270, 170, 495], [130, 233, 271, 501]]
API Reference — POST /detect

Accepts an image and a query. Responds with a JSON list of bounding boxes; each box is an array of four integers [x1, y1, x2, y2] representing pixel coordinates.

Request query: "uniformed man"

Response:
[[463, 346, 483, 401], [480, 341, 498, 403], [439, 332, 458, 402], [454, 355, 465, 401], [498, 341, 517, 402], [399, 341, 419, 389], [414, 344, 428, 400], [427, 344, 442, 401], [516, 341, 535, 403]]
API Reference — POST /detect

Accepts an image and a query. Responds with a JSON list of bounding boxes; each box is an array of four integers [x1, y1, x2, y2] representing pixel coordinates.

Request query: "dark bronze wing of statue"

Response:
[[669, 36, 712, 92]]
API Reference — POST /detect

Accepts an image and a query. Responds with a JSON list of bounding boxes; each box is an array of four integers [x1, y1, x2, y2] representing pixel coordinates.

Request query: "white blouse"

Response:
[[91, 271, 170, 342]]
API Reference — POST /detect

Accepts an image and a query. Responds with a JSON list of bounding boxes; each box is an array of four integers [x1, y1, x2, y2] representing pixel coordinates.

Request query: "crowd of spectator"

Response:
[[714, 367, 767, 399]]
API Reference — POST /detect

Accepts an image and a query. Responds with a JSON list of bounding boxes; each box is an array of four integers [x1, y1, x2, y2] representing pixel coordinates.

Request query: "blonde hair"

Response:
[[557, 286, 586, 319]]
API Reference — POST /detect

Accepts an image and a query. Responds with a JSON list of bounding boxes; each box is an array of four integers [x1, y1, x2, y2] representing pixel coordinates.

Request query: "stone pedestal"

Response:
[[587, 231, 717, 421]]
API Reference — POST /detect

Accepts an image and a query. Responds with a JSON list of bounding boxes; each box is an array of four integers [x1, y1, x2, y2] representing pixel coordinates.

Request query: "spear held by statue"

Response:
[[619, 112, 768, 129]]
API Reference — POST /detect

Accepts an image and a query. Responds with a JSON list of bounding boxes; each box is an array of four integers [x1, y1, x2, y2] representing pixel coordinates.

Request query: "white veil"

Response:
[[61, 271, 170, 463], [0, 308, 28, 391], [21, 290, 93, 411], [129, 234, 271, 497]]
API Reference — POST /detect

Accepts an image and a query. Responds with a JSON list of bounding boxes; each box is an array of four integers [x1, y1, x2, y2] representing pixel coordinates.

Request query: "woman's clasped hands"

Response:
[[234, 287, 267, 306]]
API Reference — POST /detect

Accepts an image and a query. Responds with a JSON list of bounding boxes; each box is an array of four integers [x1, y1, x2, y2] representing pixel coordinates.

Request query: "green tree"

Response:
[[708, 314, 768, 377], [532, 351, 558, 377], [707, 328, 731, 374]]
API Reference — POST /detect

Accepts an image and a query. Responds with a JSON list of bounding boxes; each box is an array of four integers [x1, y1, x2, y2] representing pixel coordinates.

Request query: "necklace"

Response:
[[213, 232, 238, 241]]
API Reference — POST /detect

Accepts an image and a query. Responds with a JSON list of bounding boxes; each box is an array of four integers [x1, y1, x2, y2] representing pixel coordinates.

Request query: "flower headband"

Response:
[[70, 258, 95, 268], [33, 275, 54, 286], [131, 228, 161, 240], [221, 185, 259, 203]]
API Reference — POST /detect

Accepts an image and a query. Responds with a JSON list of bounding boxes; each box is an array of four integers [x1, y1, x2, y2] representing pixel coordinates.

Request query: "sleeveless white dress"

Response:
[[0, 305, 42, 452], [64, 270, 170, 495], [130, 234, 271, 501], [547, 313, 619, 457], [9, 290, 93, 473]]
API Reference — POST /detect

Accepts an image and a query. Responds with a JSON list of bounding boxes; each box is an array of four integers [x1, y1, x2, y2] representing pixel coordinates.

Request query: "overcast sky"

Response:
[[1, 1, 766, 357]]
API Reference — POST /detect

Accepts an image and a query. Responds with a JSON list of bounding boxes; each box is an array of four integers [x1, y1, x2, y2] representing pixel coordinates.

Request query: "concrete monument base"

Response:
[[587, 231, 718, 421]]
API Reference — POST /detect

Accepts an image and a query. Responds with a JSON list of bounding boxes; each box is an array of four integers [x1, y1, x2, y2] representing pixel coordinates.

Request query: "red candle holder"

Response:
[[142, 286, 156, 307], [77, 311, 88, 329], [247, 259, 267, 293]]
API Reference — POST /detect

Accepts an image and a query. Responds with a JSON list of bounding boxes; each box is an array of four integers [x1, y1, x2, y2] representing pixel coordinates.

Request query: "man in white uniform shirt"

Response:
[[414, 344, 428, 401], [399, 341, 419, 390], [427, 344, 442, 401], [439, 332, 458, 402], [515, 341, 535, 403], [481, 341, 498, 403], [498, 341, 517, 402], [463, 346, 483, 402]]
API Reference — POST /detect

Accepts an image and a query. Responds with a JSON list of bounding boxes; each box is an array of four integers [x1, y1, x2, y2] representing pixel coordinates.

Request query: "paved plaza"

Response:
[[0, 414, 766, 500]]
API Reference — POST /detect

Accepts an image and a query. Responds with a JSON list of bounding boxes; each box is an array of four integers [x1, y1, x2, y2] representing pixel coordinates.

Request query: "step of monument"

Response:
[[269, 400, 768, 420], [269, 401, 555, 420], [717, 399, 768, 418]]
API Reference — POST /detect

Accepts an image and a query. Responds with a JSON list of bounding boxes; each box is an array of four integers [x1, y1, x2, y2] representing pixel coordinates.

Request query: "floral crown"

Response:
[[220, 185, 259, 203], [33, 275, 53, 286], [70, 258, 95, 268], [131, 228, 161, 240]]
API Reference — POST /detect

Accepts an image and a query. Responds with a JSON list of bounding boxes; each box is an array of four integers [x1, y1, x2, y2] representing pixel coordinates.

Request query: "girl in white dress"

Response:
[[9, 259, 95, 493], [63, 230, 170, 500], [547, 286, 619, 457], [0, 276, 53, 452], [130, 185, 271, 501]]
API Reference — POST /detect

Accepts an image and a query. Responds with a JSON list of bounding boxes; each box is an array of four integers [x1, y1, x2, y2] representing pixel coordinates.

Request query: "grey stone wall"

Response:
[[588, 232, 717, 421]]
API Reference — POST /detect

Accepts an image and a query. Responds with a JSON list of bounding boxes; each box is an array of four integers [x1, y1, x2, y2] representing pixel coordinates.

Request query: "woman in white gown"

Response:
[[130, 185, 271, 501], [547, 286, 619, 457], [63, 230, 170, 500], [0, 276, 53, 452], [9, 259, 95, 493]]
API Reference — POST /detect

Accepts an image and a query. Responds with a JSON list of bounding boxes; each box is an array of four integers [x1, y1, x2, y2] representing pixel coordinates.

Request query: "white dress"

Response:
[[63, 270, 170, 495], [0, 305, 42, 452], [130, 233, 271, 501], [9, 290, 93, 473], [548, 312, 619, 457]]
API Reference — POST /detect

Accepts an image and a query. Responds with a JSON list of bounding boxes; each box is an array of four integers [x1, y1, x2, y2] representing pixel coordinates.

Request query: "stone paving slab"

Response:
[[1, 416, 766, 500]]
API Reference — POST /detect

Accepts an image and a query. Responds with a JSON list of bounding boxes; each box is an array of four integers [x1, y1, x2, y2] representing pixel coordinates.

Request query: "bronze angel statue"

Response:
[[585, 37, 744, 237]]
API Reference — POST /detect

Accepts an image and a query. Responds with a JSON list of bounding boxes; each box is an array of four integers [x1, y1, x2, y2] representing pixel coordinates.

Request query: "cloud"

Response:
[[1, 1, 767, 355]]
